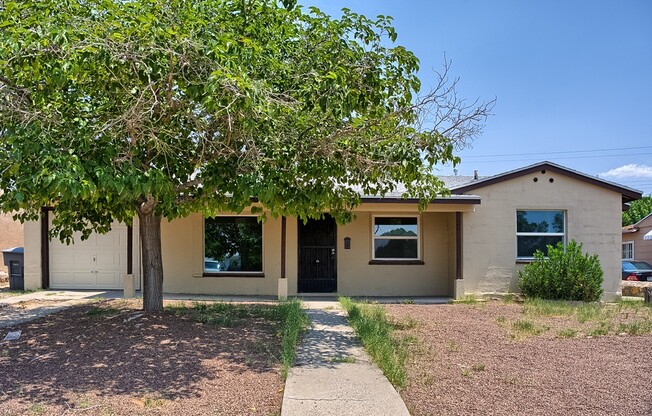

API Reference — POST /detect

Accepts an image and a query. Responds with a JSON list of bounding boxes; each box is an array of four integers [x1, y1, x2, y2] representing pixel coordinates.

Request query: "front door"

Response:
[[298, 215, 337, 293]]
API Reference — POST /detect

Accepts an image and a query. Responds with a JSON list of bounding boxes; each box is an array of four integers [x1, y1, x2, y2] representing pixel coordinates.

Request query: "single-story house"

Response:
[[22, 161, 642, 299], [622, 213, 652, 264]]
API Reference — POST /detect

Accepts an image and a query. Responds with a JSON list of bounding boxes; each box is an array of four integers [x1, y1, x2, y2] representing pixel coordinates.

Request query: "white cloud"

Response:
[[599, 164, 652, 179]]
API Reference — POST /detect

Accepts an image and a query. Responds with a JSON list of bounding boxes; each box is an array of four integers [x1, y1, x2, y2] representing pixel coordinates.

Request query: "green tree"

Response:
[[0, 0, 492, 311], [623, 195, 652, 226]]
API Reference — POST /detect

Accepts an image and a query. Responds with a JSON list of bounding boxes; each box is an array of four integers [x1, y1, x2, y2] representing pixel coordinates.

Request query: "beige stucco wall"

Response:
[[160, 204, 473, 297], [160, 211, 281, 296], [333, 212, 452, 296], [461, 170, 623, 299], [0, 213, 24, 274], [22, 204, 464, 296]]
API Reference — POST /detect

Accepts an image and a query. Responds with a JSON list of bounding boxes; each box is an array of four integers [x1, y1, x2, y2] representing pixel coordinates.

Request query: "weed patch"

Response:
[[511, 319, 546, 339], [447, 341, 461, 352], [274, 300, 310, 378], [576, 304, 611, 323], [524, 298, 575, 317], [618, 320, 652, 336], [556, 328, 578, 338], [165, 299, 308, 378], [340, 297, 409, 388], [471, 363, 486, 372], [454, 295, 480, 304], [589, 322, 613, 337]]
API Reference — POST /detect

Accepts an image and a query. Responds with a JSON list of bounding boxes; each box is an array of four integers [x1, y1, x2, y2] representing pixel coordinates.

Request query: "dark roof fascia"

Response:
[[360, 197, 481, 205], [450, 161, 642, 203], [251, 196, 481, 205]]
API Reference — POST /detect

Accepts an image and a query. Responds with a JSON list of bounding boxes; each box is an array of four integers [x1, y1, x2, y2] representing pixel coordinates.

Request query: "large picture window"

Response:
[[516, 210, 565, 258], [373, 216, 419, 260], [204, 216, 263, 273]]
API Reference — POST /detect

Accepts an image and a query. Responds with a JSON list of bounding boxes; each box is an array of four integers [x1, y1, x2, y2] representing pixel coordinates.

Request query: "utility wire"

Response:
[[460, 152, 652, 164], [462, 145, 652, 159]]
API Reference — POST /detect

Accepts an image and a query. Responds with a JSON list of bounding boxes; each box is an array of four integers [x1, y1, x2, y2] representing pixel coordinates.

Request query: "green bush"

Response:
[[518, 240, 603, 302]]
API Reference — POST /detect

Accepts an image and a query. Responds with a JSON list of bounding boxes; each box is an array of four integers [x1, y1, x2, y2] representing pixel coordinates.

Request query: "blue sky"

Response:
[[303, 1, 652, 195]]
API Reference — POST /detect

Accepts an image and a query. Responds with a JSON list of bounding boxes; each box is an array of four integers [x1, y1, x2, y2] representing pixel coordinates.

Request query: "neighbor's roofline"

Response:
[[630, 212, 652, 227], [450, 161, 642, 203]]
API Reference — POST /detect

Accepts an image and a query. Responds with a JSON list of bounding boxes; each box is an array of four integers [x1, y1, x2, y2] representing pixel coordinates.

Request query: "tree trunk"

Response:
[[137, 196, 164, 312]]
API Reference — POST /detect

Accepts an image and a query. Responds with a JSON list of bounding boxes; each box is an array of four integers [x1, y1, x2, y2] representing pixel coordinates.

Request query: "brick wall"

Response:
[[0, 213, 24, 274]]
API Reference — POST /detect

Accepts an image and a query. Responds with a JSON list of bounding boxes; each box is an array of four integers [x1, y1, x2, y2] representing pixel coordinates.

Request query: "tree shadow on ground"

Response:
[[0, 300, 283, 412]]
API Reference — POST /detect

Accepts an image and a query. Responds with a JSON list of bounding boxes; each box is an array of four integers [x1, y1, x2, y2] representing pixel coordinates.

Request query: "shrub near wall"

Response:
[[518, 240, 603, 302]]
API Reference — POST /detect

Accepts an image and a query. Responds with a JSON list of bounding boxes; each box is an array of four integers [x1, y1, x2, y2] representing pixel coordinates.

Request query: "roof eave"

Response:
[[450, 161, 642, 203], [360, 196, 481, 205]]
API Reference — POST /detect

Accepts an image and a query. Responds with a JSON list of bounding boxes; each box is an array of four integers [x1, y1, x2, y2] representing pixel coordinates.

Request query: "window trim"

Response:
[[622, 241, 635, 260], [515, 209, 566, 260], [371, 214, 421, 261], [202, 215, 265, 277]]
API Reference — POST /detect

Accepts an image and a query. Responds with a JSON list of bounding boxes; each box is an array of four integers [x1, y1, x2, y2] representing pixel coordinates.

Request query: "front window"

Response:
[[204, 216, 263, 273], [516, 210, 565, 258], [622, 241, 634, 260], [373, 216, 419, 260]]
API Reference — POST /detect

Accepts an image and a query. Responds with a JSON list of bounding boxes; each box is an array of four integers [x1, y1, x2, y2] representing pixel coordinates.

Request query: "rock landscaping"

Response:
[[385, 300, 652, 416], [0, 299, 286, 416]]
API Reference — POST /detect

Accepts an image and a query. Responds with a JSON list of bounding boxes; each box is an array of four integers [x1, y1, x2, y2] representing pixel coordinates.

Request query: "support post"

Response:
[[278, 216, 288, 300], [123, 274, 135, 298], [454, 212, 464, 299]]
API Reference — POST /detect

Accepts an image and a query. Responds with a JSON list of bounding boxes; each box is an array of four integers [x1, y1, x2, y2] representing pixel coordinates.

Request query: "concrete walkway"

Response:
[[282, 302, 410, 416], [0, 290, 120, 329], [0, 290, 279, 329]]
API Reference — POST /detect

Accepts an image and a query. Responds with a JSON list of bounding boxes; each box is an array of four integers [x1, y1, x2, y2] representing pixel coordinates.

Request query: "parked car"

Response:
[[622, 260, 652, 281], [204, 258, 225, 272]]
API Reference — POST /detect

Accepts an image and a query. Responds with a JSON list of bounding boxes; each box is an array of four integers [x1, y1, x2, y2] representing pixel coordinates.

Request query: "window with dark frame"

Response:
[[204, 216, 263, 273], [373, 216, 419, 260], [516, 210, 565, 258]]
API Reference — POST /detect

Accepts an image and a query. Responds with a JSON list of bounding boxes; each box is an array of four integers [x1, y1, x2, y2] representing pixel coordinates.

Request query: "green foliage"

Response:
[[274, 300, 310, 378], [453, 294, 480, 304], [518, 240, 603, 302], [0, 0, 490, 235], [556, 328, 578, 338], [623, 195, 652, 226], [339, 297, 409, 388], [523, 298, 576, 317], [0, 0, 490, 309]]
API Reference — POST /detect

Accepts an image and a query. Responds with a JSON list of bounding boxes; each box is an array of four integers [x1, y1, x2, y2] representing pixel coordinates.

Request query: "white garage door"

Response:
[[50, 222, 128, 290]]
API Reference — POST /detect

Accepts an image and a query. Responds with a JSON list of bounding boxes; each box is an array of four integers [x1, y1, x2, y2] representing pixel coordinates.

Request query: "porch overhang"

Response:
[[358, 195, 480, 212]]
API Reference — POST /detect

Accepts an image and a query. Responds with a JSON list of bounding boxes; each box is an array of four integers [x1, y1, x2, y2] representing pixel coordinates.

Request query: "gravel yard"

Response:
[[0, 299, 285, 416], [385, 300, 652, 416]]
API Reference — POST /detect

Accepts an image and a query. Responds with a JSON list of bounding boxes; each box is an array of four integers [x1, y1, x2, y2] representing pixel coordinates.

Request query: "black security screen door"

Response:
[[298, 214, 337, 293]]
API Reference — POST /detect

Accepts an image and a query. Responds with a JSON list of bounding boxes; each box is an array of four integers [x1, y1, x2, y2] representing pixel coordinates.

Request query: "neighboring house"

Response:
[[622, 213, 652, 264], [21, 161, 642, 299], [0, 213, 24, 275]]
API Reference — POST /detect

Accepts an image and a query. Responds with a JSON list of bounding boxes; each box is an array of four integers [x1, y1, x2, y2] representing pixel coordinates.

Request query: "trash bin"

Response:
[[2, 247, 24, 291]]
